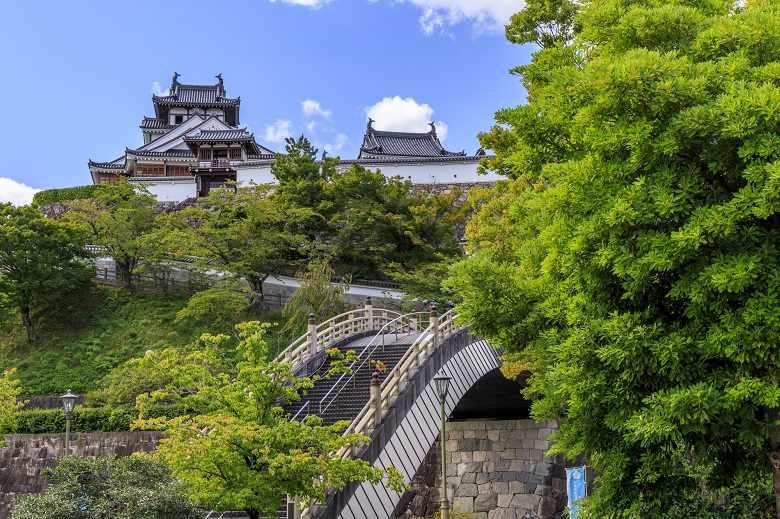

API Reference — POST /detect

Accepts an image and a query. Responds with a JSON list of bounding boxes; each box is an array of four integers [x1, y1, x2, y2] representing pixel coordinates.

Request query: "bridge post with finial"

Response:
[[430, 305, 440, 355], [308, 313, 317, 359], [364, 296, 373, 330]]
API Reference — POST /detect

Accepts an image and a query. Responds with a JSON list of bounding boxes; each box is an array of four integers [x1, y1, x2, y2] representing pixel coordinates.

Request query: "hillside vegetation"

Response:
[[0, 285, 285, 396]]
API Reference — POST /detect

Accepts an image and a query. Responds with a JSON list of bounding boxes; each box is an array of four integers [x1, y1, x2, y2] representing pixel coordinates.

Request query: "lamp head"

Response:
[[60, 390, 77, 417], [433, 372, 452, 402]]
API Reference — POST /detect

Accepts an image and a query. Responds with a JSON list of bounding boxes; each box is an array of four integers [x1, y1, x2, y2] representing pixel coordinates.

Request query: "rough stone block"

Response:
[[474, 492, 498, 512], [476, 473, 489, 485], [510, 493, 541, 511], [488, 508, 516, 519], [462, 472, 476, 484], [488, 429, 500, 442], [538, 496, 557, 519], [464, 430, 477, 439], [456, 483, 479, 497], [535, 462, 552, 476], [473, 451, 486, 462], [508, 480, 525, 493], [493, 481, 509, 494], [500, 448, 517, 460], [497, 493, 513, 507], [534, 439, 549, 451], [453, 496, 474, 512]]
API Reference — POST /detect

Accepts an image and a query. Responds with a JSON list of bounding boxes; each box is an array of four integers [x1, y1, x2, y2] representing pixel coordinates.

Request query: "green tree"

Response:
[[0, 204, 94, 341], [133, 322, 405, 519], [180, 184, 318, 306], [66, 180, 159, 288], [325, 164, 464, 278], [449, 0, 780, 516], [0, 368, 23, 446], [281, 257, 355, 339], [11, 455, 202, 519], [272, 135, 338, 218]]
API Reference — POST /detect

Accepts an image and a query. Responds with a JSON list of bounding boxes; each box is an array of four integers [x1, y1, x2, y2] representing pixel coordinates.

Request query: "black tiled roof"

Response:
[[153, 85, 239, 106], [184, 129, 253, 142], [88, 159, 125, 169], [140, 118, 174, 130], [359, 121, 466, 159], [126, 148, 196, 158]]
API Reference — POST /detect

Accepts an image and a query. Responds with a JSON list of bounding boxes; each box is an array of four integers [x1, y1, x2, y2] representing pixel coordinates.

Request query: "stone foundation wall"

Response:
[[393, 419, 567, 519], [0, 431, 164, 519]]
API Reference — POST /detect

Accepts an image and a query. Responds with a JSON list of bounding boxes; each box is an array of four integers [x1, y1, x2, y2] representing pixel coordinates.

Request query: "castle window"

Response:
[[174, 115, 184, 124]]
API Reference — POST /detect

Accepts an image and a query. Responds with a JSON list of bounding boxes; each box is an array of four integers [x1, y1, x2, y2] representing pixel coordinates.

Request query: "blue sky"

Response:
[[0, 0, 532, 205]]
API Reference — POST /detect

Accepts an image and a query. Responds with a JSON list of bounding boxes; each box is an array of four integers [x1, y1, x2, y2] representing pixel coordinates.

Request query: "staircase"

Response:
[[285, 331, 421, 426]]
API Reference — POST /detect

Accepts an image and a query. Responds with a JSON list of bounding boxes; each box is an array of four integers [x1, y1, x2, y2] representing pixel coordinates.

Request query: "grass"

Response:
[[0, 285, 292, 396]]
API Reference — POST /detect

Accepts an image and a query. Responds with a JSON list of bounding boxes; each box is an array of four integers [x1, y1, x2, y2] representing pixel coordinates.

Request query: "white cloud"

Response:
[[319, 133, 349, 155], [365, 96, 448, 141], [263, 119, 294, 144], [302, 99, 332, 119], [269, 0, 333, 7], [403, 0, 519, 34], [151, 81, 169, 97], [0, 178, 40, 206]]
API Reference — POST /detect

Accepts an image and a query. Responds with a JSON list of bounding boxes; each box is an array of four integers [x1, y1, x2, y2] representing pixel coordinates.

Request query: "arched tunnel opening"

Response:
[[449, 367, 532, 421]]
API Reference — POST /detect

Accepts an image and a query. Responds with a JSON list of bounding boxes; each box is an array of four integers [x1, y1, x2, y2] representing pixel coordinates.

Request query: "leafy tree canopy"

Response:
[[11, 455, 202, 519], [65, 180, 159, 288], [450, 0, 780, 516], [0, 204, 94, 341], [179, 184, 320, 305], [133, 321, 405, 519]]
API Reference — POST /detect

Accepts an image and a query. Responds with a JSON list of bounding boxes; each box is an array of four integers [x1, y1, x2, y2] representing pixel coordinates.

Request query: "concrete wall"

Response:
[[0, 431, 164, 519], [393, 419, 567, 519]]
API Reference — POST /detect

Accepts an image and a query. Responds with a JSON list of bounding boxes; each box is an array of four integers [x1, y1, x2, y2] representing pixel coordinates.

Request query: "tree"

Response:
[[325, 164, 464, 278], [133, 321, 405, 519], [272, 135, 338, 218], [66, 180, 159, 288], [180, 184, 318, 306], [0, 204, 94, 341], [281, 257, 355, 339], [11, 455, 202, 519], [0, 368, 23, 447], [449, 0, 780, 517]]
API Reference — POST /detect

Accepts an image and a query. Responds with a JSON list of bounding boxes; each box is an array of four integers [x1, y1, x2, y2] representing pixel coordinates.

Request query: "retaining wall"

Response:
[[392, 419, 567, 519], [0, 431, 163, 519]]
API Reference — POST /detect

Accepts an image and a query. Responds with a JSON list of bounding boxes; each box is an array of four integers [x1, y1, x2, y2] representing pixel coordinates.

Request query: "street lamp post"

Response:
[[60, 390, 77, 457], [434, 372, 452, 519]]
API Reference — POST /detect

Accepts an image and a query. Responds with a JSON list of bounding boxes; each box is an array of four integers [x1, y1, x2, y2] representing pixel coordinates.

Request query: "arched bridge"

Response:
[[275, 297, 517, 519]]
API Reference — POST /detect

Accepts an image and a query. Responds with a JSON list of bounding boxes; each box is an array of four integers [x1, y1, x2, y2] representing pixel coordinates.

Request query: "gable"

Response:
[[140, 116, 234, 154]]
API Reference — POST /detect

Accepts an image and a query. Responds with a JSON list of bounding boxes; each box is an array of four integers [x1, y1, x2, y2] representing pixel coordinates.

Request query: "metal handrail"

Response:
[[318, 312, 429, 416], [289, 400, 310, 422], [336, 309, 462, 458]]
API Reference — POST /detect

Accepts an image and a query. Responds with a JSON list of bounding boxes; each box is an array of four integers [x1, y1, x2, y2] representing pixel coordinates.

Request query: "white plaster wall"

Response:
[[356, 161, 503, 184], [236, 165, 276, 186], [143, 180, 196, 202]]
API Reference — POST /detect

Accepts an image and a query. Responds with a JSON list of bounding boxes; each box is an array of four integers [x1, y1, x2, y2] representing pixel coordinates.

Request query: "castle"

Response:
[[88, 74, 499, 202]]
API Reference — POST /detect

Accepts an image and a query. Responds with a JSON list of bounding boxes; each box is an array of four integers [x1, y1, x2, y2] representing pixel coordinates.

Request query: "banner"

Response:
[[566, 466, 587, 518]]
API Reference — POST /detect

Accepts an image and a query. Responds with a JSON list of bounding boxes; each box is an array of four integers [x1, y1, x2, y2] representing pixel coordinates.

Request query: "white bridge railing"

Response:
[[274, 297, 402, 374], [288, 305, 464, 519]]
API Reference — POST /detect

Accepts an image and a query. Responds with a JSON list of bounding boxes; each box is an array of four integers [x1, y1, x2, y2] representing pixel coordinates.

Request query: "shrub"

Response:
[[33, 185, 99, 206]]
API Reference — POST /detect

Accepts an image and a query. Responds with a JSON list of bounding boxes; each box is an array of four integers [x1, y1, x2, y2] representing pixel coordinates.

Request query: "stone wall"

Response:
[[0, 431, 164, 519], [393, 419, 567, 519]]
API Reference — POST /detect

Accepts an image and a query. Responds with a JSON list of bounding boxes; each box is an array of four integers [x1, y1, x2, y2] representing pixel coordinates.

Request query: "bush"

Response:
[[33, 185, 99, 206], [15, 404, 192, 434]]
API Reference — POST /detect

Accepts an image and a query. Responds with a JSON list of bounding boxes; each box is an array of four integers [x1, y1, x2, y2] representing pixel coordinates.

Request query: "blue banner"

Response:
[[566, 466, 587, 518]]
